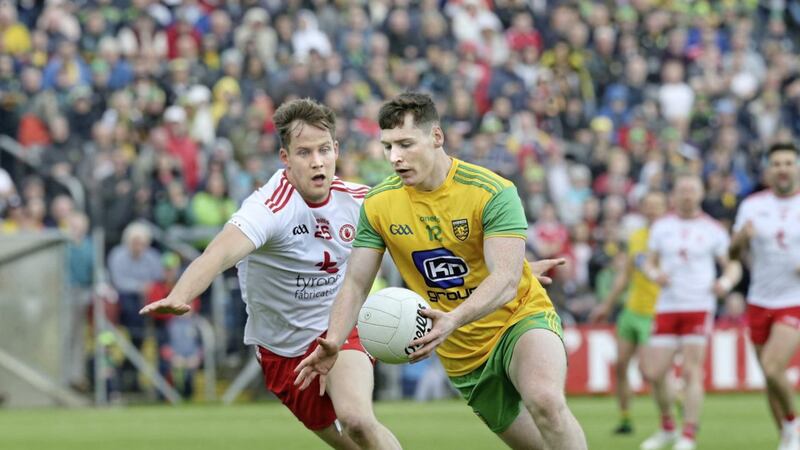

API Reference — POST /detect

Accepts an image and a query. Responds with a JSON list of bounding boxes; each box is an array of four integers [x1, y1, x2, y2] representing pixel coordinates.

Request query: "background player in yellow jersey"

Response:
[[295, 92, 587, 450], [590, 191, 667, 434]]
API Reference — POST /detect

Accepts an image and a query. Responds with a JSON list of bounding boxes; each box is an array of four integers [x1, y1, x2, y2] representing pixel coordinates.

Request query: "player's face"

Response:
[[672, 177, 703, 215], [280, 121, 339, 204], [380, 114, 443, 187], [767, 150, 799, 196], [641, 193, 667, 222]]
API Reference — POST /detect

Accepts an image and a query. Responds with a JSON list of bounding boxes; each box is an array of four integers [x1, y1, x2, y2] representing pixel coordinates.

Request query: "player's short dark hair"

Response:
[[767, 142, 799, 158], [273, 98, 336, 150], [378, 92, 440, 130]]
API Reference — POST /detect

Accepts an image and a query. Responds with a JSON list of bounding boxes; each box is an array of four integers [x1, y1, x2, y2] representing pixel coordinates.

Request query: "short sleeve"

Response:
[[482, 186, 528, 238], [732, 198, 753, 233], [228, 190, 276, 248], [353, 202, 385, 249], [647, 221, 664, 254], [713, 226, 731, 259]]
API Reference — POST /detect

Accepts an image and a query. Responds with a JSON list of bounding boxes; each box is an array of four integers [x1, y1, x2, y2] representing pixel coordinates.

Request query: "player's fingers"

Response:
[[410, 329, 439, 347], [319, 374, 326, 397], [537, 275, 553, 285]]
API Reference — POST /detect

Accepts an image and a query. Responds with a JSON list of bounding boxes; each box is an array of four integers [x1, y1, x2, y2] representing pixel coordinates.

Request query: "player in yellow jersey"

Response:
[[590, 191, 667, 434], [296, 92, 587, 450]]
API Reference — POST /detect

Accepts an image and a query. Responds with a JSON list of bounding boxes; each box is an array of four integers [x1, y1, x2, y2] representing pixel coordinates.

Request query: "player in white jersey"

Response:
[[639, 174, 741, 450], [140, 99, 401, 450], [730, 143, 800, 450]]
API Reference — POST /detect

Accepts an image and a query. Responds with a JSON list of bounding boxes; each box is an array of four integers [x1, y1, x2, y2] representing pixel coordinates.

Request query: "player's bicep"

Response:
[[204, 223, 257, 271], [484, 236, 525, 283]]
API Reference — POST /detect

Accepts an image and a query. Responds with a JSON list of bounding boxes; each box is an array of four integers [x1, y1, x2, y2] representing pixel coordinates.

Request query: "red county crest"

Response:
[[339, 224, 356, 242]]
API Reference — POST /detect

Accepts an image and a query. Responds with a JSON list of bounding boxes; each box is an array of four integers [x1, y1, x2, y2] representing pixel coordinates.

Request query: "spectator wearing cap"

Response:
[[292, 9, 332, 62], [163, 105, 200, 192], [183, 84, 214, 148], [234, 7, 276, 68], [66, 85, 101, 143]]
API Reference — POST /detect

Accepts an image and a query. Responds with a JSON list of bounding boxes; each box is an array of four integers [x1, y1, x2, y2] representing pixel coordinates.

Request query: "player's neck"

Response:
[[676, 209, 701, 219], [771, 186, 799, 199], [414, 153, 452, 192]]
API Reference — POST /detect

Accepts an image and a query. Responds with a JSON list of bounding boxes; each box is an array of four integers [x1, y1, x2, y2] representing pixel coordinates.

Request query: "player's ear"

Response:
[[333, 140, 339, 159], [432, 125, 444, 148], [279, 147, 289, 166]]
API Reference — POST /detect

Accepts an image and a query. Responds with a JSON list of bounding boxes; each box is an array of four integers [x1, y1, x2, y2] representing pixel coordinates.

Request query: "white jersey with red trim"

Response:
[[228, 169, 368, 357], [733, 190, 800, 308], [648, 214, 730, 313]]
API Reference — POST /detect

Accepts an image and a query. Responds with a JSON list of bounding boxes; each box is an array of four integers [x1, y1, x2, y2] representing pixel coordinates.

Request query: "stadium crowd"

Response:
[[0, 0, 799, 394]]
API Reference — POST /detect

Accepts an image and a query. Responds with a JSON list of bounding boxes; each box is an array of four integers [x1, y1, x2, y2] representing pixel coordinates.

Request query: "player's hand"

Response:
[[653, 272, 670, 287], [139, 297, 191, 316], [713, 278, 733, 298], [293, 337, 339, 396], [529, 258, 566, 285], [408, 308, 457, 363], [589, 302, 612, 323]]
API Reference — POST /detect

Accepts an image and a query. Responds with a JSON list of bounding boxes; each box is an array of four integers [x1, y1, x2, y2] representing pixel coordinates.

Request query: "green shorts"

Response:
[[448, 310, 564, 433], [616, 308, 653, 345]]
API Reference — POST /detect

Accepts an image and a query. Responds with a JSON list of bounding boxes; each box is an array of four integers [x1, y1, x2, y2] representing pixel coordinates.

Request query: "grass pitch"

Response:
[[0, 393, 779, 449]]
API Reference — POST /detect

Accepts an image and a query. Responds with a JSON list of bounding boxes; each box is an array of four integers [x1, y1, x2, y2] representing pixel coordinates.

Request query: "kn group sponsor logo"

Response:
[[389, 224, 414, 235], [339, 223, 356, 242], [412, 247, 469, 289]]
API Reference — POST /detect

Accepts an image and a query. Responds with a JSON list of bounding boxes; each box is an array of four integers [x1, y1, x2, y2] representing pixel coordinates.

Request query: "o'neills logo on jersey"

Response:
[[339, 224, 355, 242], [452, 219, 469, 241]]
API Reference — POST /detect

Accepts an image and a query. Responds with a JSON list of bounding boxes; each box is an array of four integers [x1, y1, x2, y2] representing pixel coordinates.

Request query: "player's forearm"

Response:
[[717, 260, 742, 292], [449, 271, 519, 328], [326, 281, 369, 346], [167, 251, 228, 305], [728, 233, 747, 261]]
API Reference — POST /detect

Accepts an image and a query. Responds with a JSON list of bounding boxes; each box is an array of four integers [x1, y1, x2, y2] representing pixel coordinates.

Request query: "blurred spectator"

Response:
[[64, 211, 93, 392], [107, 222, 163, 391]]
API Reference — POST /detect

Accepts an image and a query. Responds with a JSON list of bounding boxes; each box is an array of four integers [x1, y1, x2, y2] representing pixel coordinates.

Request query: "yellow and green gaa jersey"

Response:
[[353, 158, 555, 377], [625, 227, 659, 317]]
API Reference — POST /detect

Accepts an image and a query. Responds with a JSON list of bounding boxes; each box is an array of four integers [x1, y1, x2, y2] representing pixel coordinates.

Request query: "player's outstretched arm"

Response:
[[410, 236, 524, 362], [139, 224, 255, 316], [294, 247, 383, 392]]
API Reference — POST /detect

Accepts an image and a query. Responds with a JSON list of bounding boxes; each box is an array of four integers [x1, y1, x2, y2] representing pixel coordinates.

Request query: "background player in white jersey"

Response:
[[639, 174, 741, 450], [140, 98, 401, 450], [730, 143, 800, 450]]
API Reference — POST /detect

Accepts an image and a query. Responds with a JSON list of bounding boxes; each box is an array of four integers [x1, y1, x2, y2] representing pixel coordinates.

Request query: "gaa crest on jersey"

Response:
[[339, 223, 355, 242], [452, 219, 469, 241]]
